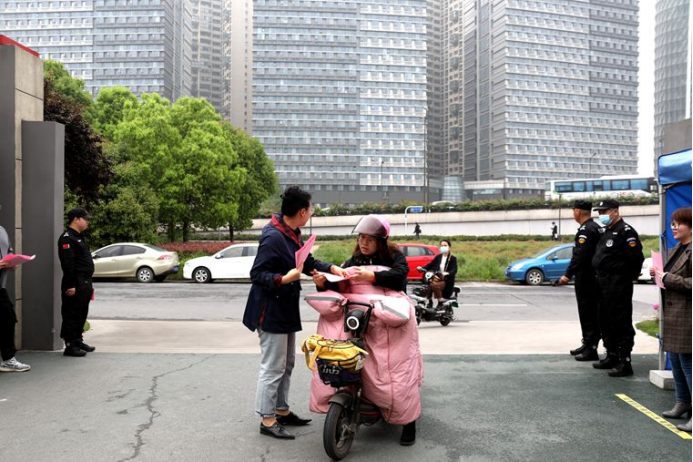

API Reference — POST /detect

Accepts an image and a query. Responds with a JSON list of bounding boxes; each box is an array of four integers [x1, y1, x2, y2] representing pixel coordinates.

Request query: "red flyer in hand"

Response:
[[0, 254, 36, 269], [295, 235, 316, 268]]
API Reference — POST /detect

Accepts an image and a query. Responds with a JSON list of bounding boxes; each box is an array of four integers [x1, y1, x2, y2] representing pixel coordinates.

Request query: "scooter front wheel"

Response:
[[324, 402, 355, 460]]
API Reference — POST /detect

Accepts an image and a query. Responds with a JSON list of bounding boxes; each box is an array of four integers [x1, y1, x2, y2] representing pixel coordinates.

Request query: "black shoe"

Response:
[[570, 343, 588, 356], [592, 353, 618, 370], [277, 411, 311, 426], [574, 346, 599, 362], [608, 356, 634, 377], [63, 345, 87, 357], [260, 422, 295, 440], [76, 340, 96, 353], [400, 421, 416, 446]]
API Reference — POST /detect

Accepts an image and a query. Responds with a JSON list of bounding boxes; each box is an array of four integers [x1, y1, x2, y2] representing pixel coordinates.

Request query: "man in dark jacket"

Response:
[[591, 199, 644, 377], [57, 208, 96, 357], [243, 186, 348, 440], [559, 200, 602, 361]]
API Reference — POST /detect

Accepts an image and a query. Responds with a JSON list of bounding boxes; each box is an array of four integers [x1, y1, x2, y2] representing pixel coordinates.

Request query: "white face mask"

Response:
[[439, 246, 449, 254]]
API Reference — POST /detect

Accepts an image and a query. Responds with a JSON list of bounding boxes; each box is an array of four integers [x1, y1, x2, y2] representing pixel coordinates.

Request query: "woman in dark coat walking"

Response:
[[651, 206, 692, 432], [243, 186, 348, 440]]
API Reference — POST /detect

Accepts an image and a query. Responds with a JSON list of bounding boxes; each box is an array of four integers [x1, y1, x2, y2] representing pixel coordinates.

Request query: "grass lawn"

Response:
[[635, 319, 660, 338]]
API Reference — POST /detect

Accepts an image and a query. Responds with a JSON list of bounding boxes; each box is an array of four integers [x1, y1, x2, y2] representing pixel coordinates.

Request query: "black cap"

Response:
[[67, 208, 93, 222], [593, 199, 619, 211], [572, 200, 592, 211]]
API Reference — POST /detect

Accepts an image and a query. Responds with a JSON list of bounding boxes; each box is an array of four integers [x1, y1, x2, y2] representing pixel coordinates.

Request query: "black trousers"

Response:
[[0, 288, 18, 361], [574, 271, 601, 345], [60, 279, 92, 343], [596, 273, 635, 354]]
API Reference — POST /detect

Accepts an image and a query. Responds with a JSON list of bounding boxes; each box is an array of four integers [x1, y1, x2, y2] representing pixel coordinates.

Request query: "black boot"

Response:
[[400, 421, 416, 446], [63, 342, 87, 357], [76, 340, 96, 353], [570, 342, 588, 356], [608, 353, 633, 377], [574, 344, 599, 361], [592, 352, 618, 369]]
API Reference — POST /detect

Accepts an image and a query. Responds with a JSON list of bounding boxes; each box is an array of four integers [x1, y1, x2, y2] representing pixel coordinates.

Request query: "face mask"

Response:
[[598, 214, 612, 226], [439, 246, 449, 254]]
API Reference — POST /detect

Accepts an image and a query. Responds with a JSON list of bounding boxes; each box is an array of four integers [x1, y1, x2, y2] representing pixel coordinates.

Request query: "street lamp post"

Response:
[[589, 152, 597, 177]]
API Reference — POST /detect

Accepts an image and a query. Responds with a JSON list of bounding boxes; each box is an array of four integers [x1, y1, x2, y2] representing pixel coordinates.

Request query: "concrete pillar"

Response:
[[21, 121, 65, 350]]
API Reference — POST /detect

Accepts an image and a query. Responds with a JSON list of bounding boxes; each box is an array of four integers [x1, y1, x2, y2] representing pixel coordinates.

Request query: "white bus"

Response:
[[544, 175, 657, 201]]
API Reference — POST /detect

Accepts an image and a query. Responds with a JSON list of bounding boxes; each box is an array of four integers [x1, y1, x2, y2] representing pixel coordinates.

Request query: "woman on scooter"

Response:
[[313, 214, 421, 446], [417, 239, 458, 309]]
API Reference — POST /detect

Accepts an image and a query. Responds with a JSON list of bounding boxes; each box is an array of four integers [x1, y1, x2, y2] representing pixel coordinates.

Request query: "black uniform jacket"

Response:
[[564, 219, 601, 279], [591, 219, 644, 279], [57, 228, 94, 289]]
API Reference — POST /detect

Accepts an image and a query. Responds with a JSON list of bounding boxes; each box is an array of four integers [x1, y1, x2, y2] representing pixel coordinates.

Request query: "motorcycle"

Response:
[[320, 301, 382, 461], [409, 269, 459, 326]]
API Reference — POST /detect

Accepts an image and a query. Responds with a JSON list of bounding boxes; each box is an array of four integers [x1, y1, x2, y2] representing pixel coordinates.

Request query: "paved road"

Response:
[[90, 281, 660, 323]]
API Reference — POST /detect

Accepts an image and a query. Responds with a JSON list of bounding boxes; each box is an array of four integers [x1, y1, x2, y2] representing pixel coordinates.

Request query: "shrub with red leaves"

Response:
[[160, 241, 236, 257]]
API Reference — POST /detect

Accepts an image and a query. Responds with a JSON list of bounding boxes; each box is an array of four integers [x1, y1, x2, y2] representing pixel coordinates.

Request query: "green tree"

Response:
[[87, 86, 139, 140], [43, 60, 92, 109], [44, 62, 112, 208], [222, 122, 278, 240], [114, 95, 246, 241]]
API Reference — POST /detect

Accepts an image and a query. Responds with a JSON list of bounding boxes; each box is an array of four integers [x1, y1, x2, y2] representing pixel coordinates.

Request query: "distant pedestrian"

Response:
[[591, 200, 644, 377], [650, 207, 691, 432], [558, 200, 602, 361], [414, 223, 421, 240], [0, 225, 30, 372], [550, 222, 558, 241], [57, 208, 96, 357], [243, 186, 349, 440]]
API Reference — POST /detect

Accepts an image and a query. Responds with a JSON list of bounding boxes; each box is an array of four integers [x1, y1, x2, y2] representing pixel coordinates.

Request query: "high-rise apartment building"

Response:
[[191, 0, 224, 113], [252, 0, 430, 205], [440, 0, 639, 200], [221, 0, 253, 131], [654, 0, 692, 164], [0, 0, 193, 102]]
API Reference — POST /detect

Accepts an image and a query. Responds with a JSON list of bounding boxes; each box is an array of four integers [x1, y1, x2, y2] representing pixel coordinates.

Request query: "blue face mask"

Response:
[[439, 246, 449, 254], [599, 214, 612, 226]]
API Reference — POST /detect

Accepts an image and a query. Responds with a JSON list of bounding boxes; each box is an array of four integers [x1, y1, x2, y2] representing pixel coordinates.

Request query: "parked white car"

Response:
[[637, 257, 654, 283], [183, 243, 259, 283]]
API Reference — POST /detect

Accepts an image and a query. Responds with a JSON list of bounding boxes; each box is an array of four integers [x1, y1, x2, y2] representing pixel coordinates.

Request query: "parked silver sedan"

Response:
[[92, 243, 179, 282]]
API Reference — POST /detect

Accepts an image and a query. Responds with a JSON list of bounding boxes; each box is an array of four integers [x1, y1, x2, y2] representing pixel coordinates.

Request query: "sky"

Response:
[[638, 0, 656, 177]]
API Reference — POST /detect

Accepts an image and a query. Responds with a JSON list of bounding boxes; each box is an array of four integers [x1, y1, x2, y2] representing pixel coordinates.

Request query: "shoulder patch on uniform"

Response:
[[62, 243, 70, 249], [629, 242, 637, 247], [63, 232, 69, 237]]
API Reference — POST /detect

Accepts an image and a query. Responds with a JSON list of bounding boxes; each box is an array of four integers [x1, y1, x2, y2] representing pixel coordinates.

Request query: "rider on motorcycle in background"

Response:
[[312, 214, 421, 446], [417, 239, 458, 309]]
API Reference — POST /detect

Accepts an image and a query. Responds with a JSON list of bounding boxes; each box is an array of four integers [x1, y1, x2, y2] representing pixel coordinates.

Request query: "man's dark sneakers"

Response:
[[76, 341, 96, 353], [574, 346, 599, 361], [608, 356, 634, 377], [592, 353, 618, 369], [570, 343, 588, 356], [260, 422, 295, 440], [63, 345, 87, 357], [400, 421, 416, 446], [276, 411, 311, 426]]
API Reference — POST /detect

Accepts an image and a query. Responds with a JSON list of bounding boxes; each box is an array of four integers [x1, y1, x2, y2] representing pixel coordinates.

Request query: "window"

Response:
[[221, 247, 244, 258], [243, 246, 258, 257], [555, 247, 573, 260], [122, 245, 146, 256], [95, 246, 122, 258]]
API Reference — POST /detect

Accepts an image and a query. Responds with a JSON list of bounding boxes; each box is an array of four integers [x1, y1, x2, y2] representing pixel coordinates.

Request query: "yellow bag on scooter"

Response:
[[302, 334, 368, 373]]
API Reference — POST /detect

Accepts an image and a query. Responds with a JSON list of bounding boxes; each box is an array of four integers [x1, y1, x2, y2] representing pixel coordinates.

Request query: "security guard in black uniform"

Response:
[[57, 208, 96, 357], [591, 200, 644, 377], [558, 200, 602, 361]]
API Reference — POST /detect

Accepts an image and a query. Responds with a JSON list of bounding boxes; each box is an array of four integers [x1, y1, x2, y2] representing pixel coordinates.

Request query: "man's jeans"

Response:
[[255, 328, 296, 418], [669, 352, 692, 404]]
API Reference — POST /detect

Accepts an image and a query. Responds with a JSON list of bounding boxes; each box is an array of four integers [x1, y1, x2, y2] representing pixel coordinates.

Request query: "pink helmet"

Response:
[[352, 214, 390, 239]]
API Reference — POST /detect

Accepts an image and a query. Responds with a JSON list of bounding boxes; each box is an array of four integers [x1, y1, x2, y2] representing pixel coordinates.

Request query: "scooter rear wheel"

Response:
[[324, 402, 355, 460]]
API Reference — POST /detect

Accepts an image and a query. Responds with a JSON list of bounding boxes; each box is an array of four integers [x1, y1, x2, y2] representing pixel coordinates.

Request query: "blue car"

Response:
[[505, 244, 575, 285]]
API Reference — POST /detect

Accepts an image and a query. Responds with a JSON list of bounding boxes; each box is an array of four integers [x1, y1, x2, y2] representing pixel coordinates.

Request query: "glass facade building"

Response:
[[442, 0, 639, 199], [654, 0, 691, 163], [252, 0, 428, 205], [0, 0, 193, 102], [191, 0, 223, 113]]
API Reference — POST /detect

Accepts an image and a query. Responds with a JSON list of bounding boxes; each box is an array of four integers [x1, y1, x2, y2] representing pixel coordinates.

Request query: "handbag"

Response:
[[302, 334, 368, 386]]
